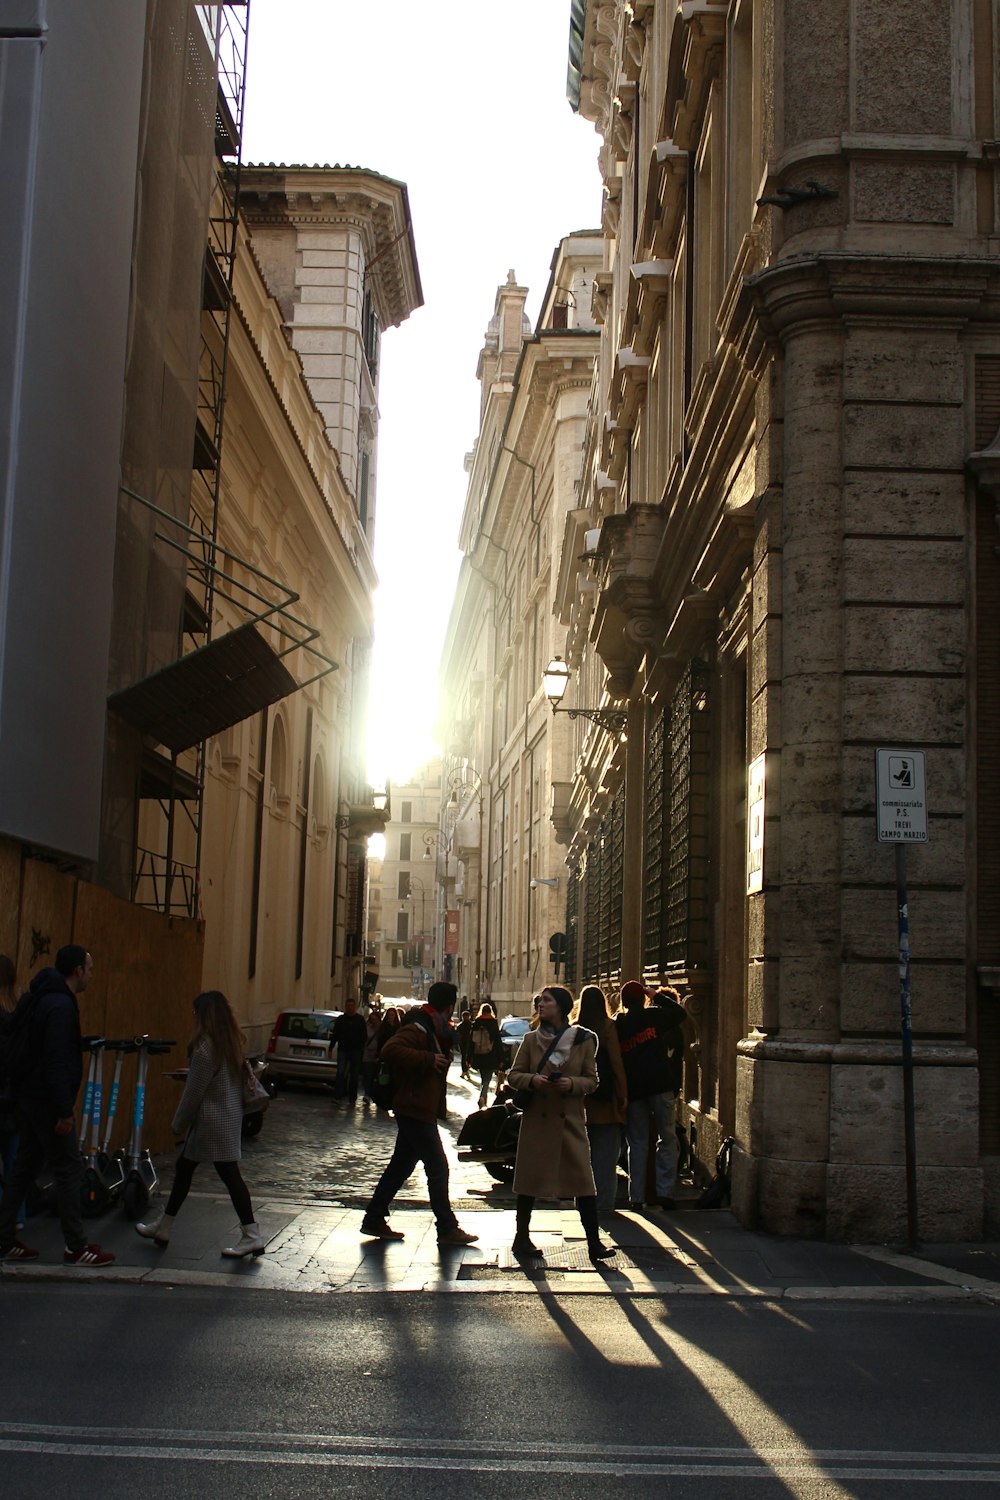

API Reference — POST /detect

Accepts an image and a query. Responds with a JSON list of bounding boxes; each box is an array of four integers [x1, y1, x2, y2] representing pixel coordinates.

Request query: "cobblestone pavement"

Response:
[[224, 1066, 512, 1210]]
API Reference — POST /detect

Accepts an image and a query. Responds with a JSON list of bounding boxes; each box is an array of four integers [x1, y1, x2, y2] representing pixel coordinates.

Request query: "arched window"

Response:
[[269, 716, 288, 806], [311, 752, 328, 837]]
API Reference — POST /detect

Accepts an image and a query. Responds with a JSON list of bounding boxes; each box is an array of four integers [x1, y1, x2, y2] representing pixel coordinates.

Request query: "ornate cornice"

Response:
[[239, 165, 422, 330]]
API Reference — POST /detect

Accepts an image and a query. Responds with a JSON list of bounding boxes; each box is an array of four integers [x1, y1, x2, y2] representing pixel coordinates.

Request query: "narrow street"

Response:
[[2, 1284, 999, 1498], [236, 1065, 507, 1209], [5, 1072, 1000, 1495]]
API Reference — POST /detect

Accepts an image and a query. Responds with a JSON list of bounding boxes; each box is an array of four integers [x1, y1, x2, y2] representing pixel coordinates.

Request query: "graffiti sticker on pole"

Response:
[[875, 749, 928, 843]]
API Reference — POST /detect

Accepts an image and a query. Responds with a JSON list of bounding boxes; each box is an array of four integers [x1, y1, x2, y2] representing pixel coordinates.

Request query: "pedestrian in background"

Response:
[[0, 954, 26, 1232], [330, 997, 367, 1105], [136, 989, 264, 1258], [615, 980, 686, 1211], [574, 985, 627, 1213], [361, 981, 478, 1246], [454, 1007, 473, 1078], [507, 985, 616, 1263], [470, 1001, 502, 1109], [361, 1001, 382, 1107], [376, 1006, 402, 1054], [0, 945, 115, 1266]]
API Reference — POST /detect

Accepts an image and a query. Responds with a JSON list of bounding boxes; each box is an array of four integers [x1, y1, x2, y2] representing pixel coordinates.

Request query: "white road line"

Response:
[[0, 1426, 998, 1481], [0, 1439, 999, 1481]]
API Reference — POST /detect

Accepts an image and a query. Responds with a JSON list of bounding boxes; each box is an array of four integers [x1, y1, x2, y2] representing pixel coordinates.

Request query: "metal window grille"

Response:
[[344, 842, 366, 957], [665, 661, 712, 971], [606, 783, 625, 986], [581, 783, 625, 986], [643, 703, 670, 972], [565, 865, 580, 986]]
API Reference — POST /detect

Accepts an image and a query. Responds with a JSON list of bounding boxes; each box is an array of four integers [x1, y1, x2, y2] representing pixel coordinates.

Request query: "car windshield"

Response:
[[277, 1012, 337, 1041]]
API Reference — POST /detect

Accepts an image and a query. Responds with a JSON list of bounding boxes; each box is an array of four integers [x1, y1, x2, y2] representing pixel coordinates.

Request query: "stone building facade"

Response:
[[557, 0, 1000, 1239], [367, 760, 443, 1001], [193, 165, 420, 1044], [440, 239, 602, 1015], [0, 4, 420, 1058]]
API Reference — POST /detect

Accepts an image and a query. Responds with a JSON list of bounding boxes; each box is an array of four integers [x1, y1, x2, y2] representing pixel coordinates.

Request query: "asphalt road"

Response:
[[3, 1283, 999, 1498]]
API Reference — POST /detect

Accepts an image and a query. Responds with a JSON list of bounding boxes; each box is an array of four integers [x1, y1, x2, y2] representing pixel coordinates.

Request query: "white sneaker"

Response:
[[222, 1222, 265, 1258], [135, 1214, 172, 1247]]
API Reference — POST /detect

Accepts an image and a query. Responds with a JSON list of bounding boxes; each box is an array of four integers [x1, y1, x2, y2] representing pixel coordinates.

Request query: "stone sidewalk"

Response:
[[5, 1192, 1000, 1301], [4, 1070, 998, 1300]]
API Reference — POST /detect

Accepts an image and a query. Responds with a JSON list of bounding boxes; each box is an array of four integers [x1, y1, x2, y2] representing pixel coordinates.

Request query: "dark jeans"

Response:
[[0, 1103, 85, 1251], [164, 1151, 253, 1224], [367, 1114, 457, 1233], [335, 1048, 363, 1102]]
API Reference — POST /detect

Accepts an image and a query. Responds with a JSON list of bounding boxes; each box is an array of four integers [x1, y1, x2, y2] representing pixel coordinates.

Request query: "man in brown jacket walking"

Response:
[[360, 982, 478, 1246]]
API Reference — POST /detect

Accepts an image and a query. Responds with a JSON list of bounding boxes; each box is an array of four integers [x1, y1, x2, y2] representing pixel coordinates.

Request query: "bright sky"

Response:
[[241, 1, 601, 785]]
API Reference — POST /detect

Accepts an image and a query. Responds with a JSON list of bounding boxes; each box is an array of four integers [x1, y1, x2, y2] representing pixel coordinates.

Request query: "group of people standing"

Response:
[[505, 979, 686, 1261], [359, 976, 687, 1266]]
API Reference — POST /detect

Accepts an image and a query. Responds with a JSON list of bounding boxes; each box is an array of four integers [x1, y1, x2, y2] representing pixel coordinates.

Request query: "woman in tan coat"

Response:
[[575, 985, 627, 1212], [507, 985, 617, 1262]]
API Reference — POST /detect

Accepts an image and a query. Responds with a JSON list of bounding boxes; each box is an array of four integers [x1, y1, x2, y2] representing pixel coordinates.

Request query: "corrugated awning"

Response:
[[109, 622, 298, 753]]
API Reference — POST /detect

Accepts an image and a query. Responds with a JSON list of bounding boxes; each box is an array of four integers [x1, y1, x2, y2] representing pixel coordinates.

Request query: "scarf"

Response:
[[536, 1022, 578, 1072]]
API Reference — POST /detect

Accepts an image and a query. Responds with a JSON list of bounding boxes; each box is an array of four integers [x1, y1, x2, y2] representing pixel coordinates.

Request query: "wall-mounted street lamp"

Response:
[[423, 828, 450, 869], [542, 656, 627, 735]]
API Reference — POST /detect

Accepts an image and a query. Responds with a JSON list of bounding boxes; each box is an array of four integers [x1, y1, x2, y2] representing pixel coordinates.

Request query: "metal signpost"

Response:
[[875, 748, 928, 1249]]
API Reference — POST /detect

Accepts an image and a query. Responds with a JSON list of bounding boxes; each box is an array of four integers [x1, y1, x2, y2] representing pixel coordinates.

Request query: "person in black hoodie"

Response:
[[0, 945, 115, 1266], [614, 980, 687, 1211], [330, 997, 369, 1105]]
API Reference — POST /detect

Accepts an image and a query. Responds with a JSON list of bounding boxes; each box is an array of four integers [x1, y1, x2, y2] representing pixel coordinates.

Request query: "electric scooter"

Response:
[[79, 1036, 107, 1217], [120, 1034, 175, 1221], [81, 1038, 129, 1217], [77, 1036, 105, 1149]]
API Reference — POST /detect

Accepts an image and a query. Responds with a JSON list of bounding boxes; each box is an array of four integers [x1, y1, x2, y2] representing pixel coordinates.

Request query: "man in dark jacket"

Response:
[[330, 997, 368, 1105], [361, 982, 478, 1246], [0, 945, 115, 1265], [615, 980, 687, 1211]]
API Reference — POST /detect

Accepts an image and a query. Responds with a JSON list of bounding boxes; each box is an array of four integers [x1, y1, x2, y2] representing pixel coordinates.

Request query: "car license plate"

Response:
[[291, 1045, 316, 1057]]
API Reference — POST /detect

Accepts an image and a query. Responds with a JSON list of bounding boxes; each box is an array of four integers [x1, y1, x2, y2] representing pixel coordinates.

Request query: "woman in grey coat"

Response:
[[136, 990, 264, 1258]]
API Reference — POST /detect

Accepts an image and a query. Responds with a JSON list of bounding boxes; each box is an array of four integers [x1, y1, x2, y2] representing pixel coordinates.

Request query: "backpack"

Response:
[[0, 989, 40, 1093], [370, 1013, 436, 1110], [472, 1023, 493, 1056], [590, 1053, 615, 1102]]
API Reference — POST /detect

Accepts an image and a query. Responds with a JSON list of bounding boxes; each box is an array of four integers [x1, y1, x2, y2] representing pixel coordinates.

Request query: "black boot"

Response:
[[512, 1195, 543, 1258], [578, 1194, 617, 1261]]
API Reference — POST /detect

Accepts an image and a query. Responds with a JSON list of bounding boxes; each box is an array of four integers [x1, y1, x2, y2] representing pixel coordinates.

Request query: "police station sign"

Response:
[[875, 749, 928, 843]]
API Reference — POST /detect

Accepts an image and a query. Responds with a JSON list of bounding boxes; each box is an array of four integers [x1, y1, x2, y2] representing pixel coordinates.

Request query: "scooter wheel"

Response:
[[242, 1111, 264, 1138], [122, 1175, 149, 1221], [486, 1162, 515, 1184]]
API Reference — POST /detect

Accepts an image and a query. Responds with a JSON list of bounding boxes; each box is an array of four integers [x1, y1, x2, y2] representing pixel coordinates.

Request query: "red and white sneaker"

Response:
[[63, 1243, 116, 1267], [1, 1239, 39, 1260]]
